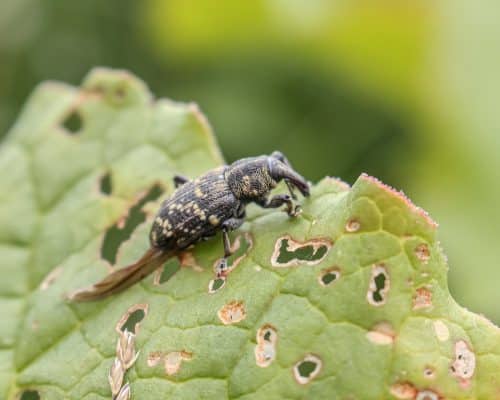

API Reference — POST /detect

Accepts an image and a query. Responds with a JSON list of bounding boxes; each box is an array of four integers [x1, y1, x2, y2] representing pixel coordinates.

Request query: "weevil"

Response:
[[69, 151, 309, 301]]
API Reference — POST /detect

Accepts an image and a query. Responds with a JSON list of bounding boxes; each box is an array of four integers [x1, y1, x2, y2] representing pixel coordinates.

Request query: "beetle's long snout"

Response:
[[270, 160, 310, 197]]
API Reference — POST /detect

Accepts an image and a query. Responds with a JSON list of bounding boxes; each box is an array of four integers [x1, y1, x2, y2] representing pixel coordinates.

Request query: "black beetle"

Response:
[[70, 151, 309, 301]]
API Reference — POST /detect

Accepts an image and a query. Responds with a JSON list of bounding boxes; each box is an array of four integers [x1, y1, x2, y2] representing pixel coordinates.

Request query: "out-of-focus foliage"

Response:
[[0, 0, 499, 323]]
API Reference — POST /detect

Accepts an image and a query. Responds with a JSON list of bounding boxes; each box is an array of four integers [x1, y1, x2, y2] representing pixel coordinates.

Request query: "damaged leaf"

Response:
[[0, 69, 499, 400]]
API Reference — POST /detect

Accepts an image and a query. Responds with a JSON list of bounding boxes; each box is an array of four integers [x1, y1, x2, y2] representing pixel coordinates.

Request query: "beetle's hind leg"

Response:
[[216, 218, 244, 277], [173, 175, 189, 188], [256, 194, 302, 217]]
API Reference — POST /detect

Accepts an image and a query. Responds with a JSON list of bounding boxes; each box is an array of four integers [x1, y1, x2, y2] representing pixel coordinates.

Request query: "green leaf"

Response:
[[1, 69, 499, 400]]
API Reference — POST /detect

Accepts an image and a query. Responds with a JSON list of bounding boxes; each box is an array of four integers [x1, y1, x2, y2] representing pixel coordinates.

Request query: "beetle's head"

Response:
[[267, 151, 310, 197], [226, 152, 309, 200]]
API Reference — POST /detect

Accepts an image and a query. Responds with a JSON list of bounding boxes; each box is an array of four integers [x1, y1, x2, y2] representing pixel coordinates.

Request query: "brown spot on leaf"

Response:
[[147, 350, 192, 376], [415, 243, 431, 263], [450, 340, 475, 388], [255, 324, 278, 368], [164, 351, 193, 376], [218, 300, 246, 325], [413, 287, 433, 310], [147, 351, 163, 367], [345, 219, 361, 233], [389, 382, 417, 399], [423, 366, 436, 380]]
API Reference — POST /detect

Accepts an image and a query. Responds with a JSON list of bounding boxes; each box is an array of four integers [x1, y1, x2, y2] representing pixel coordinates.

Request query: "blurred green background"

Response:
[[1, 0, 499, 323]]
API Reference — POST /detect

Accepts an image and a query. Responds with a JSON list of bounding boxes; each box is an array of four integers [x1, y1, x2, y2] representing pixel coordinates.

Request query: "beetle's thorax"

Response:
[[225, 156, 277, 200]]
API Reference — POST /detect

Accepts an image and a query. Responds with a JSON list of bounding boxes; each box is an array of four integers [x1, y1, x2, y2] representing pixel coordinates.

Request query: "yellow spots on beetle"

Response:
[[260, 167, 273, 186], [162, 228, 174, 238], [242, 175, 251, 191], [209, 215, 220, 226], [194, 187, 204, 198], [155, 217, 163, 225]]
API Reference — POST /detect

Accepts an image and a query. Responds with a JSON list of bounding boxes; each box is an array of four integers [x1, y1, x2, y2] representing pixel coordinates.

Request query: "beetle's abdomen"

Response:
[[150, 167, 238, 249]]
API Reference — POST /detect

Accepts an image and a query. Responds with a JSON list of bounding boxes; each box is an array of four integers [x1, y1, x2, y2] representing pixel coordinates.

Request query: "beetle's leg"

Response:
[[285, 180, 297, 200], [216, 218, 244, 277], [173, 175, 189, 188], [256, 194, 301, 217]]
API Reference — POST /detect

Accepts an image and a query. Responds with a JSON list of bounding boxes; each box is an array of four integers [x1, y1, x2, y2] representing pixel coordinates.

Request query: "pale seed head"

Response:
[[115, 382, 131, 400], [108, 357, 124, 397], [117, 329, 140, 369]]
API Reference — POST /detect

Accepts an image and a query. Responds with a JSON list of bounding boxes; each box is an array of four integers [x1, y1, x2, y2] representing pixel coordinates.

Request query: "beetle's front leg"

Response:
[[216, 218, 244, 277], [256, 194, 301, 217]]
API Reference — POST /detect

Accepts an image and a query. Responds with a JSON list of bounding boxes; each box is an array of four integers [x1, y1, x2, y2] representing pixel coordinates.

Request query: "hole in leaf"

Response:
[[297, 361, 317, 378], [115, 87, 126, 99], [372, 273, 386, 302], [271, 236, 331, 267], [416, 390, 439, 400], [101, 184, 164, 264], [276, 240, 328, 264], [208, 277, 226, 293], [99, 172, 112, 195], [121, 309, 145, 333], [159, 258, 180, 284], [116, 303, 149, 334], [121, 309, 144, 333], [367, 264, 390, 306], [212, 233, 253, 278], [319, 267, 340, 286], [20, 390, 40, 400], [293, 354, 322, 384], [62, 110, 83, 134]]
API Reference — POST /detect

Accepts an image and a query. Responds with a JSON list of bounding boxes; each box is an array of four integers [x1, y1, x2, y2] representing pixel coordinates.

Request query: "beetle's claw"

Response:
[[288, 204, 302, 217], [216, 258, 229, 278]]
